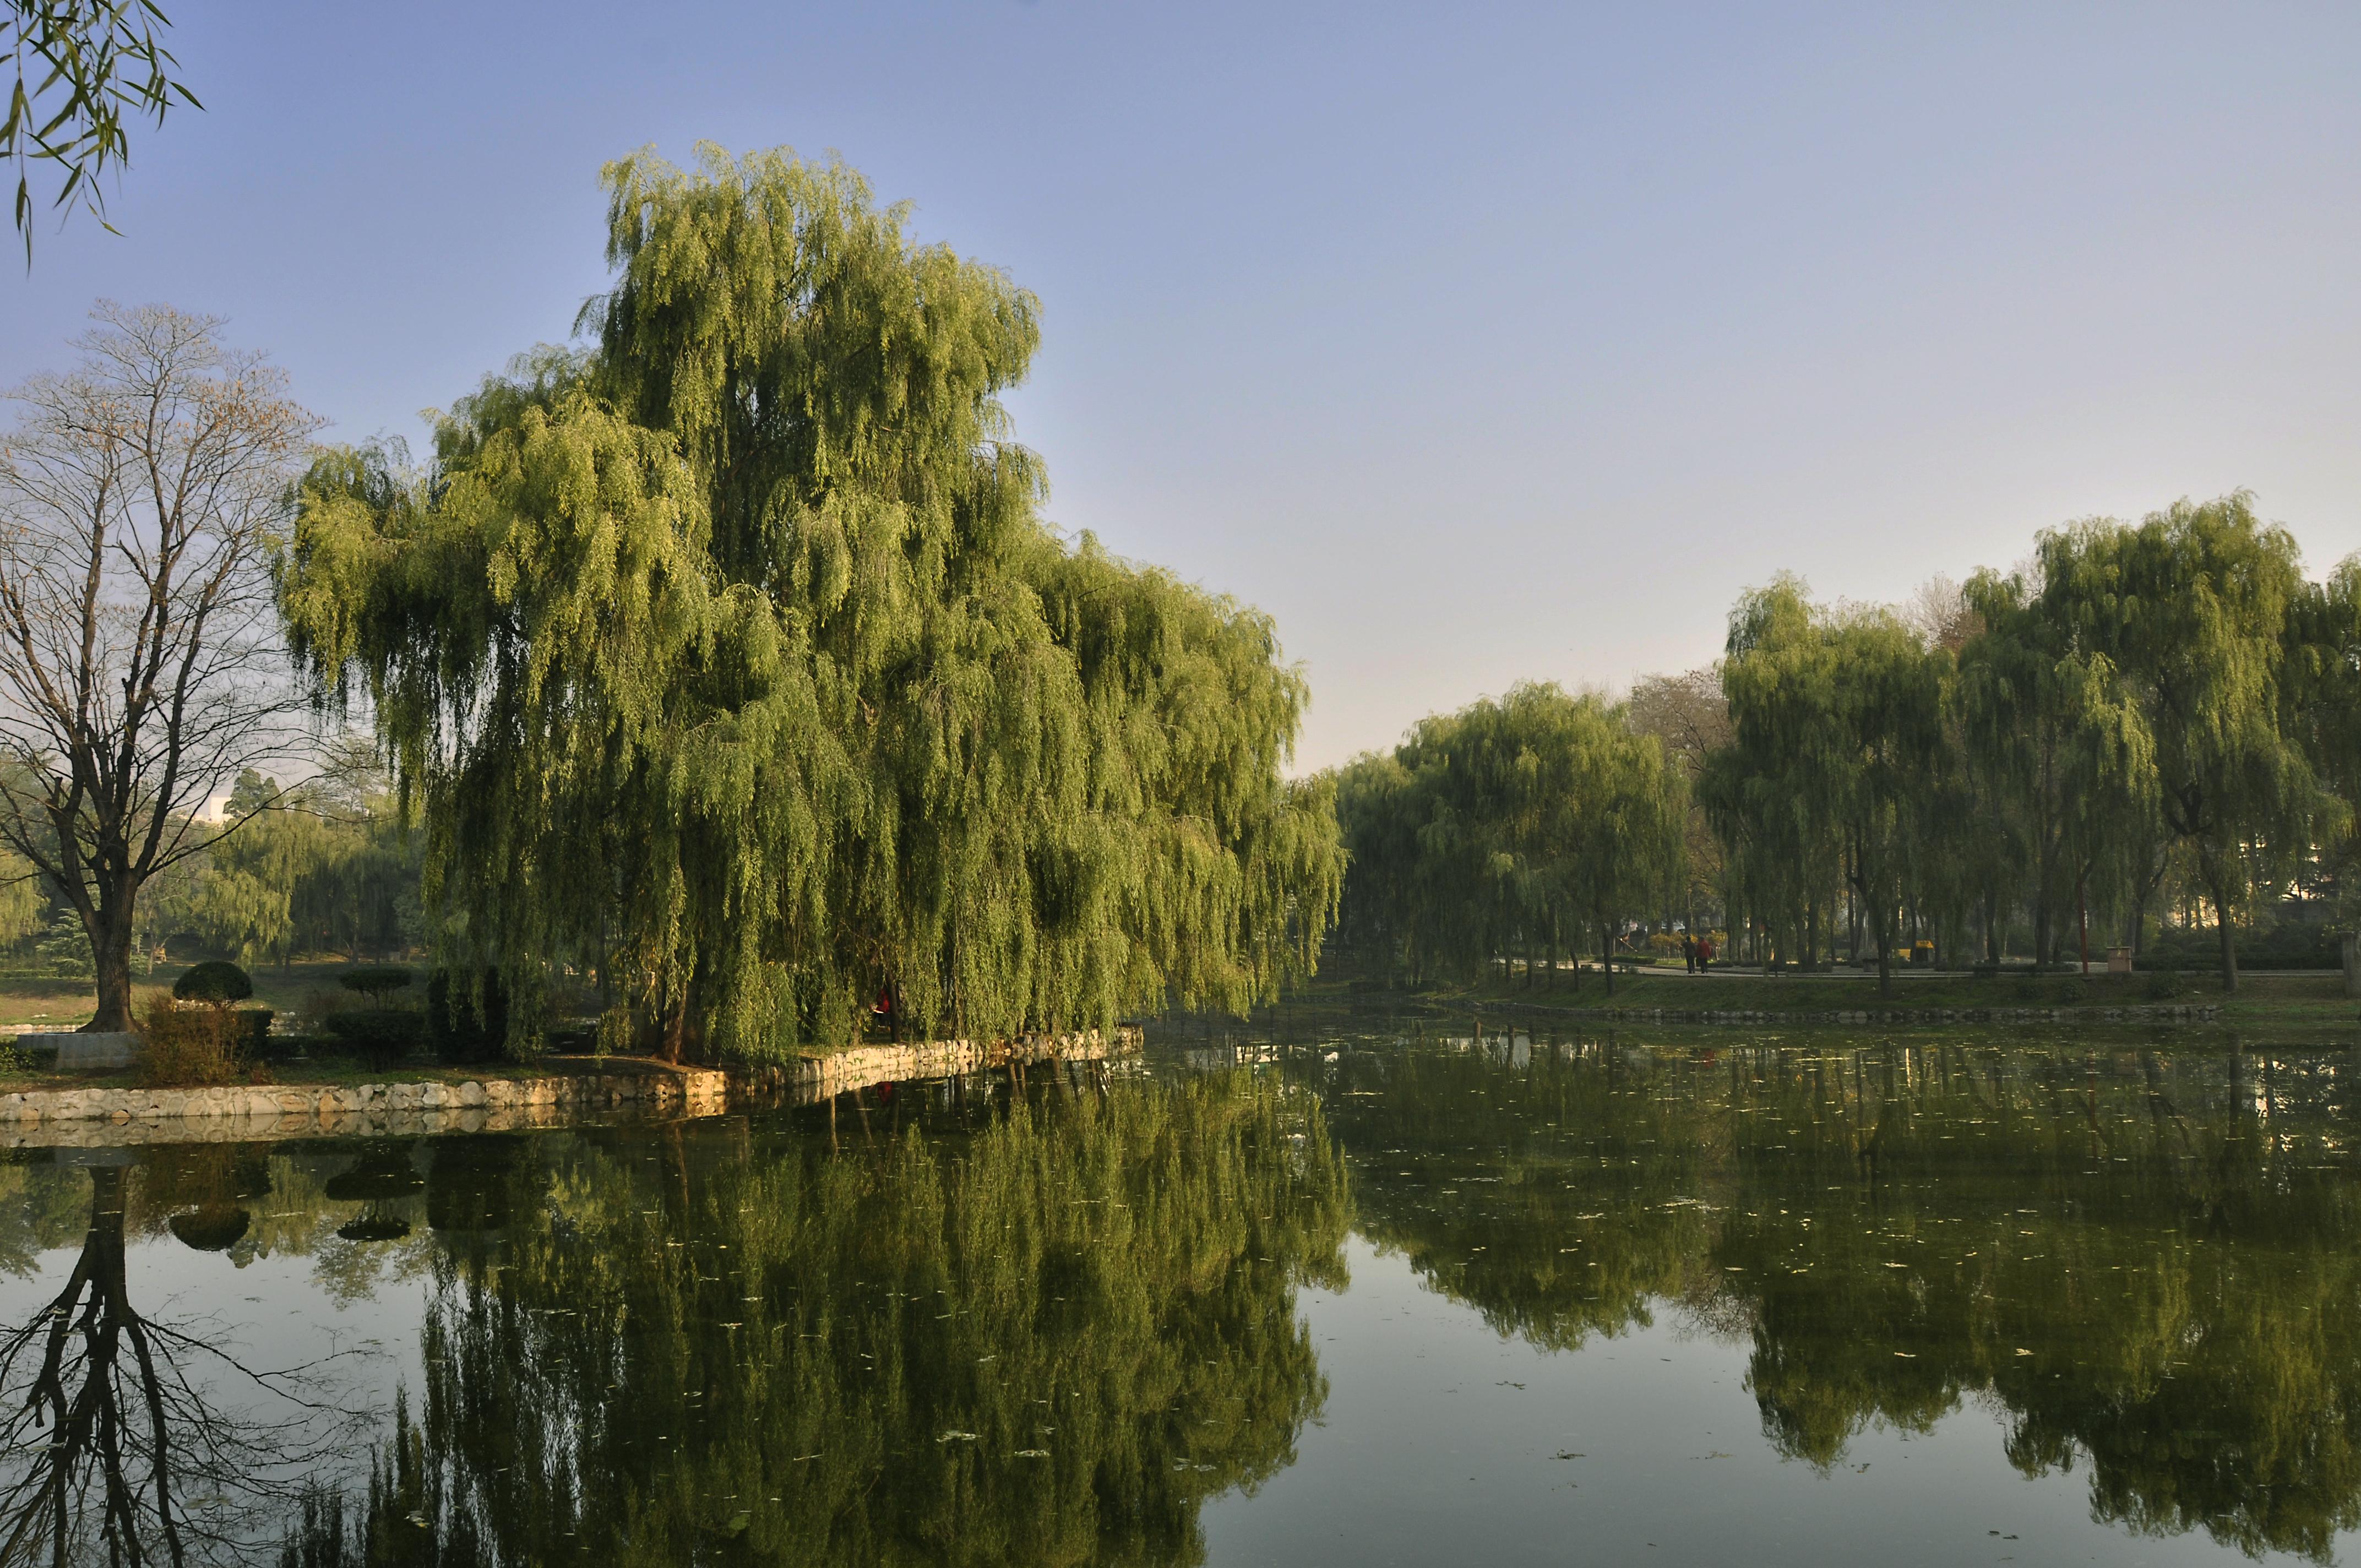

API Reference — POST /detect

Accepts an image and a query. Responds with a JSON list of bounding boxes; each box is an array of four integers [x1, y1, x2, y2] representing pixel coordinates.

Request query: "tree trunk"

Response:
[[1602, 923, 1615, 997], [2201, 862, 2239, 993], [85, 901, 137, 1033], [1874, 906, 1892, 999], [2344, 929, 2360, 1000]]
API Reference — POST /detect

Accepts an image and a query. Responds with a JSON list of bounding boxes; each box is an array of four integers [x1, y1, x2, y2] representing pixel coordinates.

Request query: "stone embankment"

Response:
[[0, 1027, 1138, 1145], [1504, 1004, 2220, 1027], [739, 1028, 1138, 1102], [0, 1070, 730, 1147]]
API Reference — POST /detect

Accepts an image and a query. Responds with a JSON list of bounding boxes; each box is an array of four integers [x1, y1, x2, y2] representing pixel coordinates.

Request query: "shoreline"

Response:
[[1473, 1001, 2223, 1027], [0, 1027, 1138, 1145]]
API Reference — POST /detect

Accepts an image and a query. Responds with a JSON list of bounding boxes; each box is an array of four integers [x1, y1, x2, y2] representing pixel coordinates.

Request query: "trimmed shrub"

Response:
[[427, 968, 509, 1064], [139, 995, 248, 1087], [339, 966, 414, 998], [173, 961, 253, 1004], [322, 1008, 426, 1070], [168, 1205, 252, 1251], [325, 1144, 425, 1203]]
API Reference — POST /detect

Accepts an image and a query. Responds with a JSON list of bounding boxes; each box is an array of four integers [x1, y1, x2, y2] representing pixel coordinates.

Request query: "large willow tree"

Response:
[[280, 147, 1341, 1059]]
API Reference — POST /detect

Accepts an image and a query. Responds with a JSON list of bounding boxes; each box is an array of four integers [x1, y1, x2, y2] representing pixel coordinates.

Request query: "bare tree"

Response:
[[1901, 573, 1982, 654], [0, 302, 318, 1030]]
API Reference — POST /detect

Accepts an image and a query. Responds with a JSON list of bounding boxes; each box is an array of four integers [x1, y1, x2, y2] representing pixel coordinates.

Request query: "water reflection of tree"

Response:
[[293, 1070, 1348, 1566], [0, 1159, 366, 1565], [1313, 1033, 2361, 1562]]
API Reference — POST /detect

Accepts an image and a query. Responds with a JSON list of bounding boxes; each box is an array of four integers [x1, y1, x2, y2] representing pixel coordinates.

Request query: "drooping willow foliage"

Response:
[[280, 147, 1341, 1059], [1330, 682, 1687, 989], [1334, 492, 2361, 994], [1699, 494, 2352, 991]]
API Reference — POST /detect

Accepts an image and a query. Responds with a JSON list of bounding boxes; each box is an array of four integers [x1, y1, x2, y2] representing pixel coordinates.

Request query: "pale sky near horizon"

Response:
[[6, 2, 2359, 771]]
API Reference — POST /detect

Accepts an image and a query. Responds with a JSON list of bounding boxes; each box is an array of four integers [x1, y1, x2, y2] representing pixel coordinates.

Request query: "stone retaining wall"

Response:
[[0, 1027, 1139, 1141], [0, 1069, 727, 1144], [740, 1027, 1140, 1102]]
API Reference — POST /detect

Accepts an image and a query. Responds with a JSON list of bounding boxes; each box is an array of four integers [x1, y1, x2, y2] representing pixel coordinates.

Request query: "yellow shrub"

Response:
[[138, 992, 248, 1087]]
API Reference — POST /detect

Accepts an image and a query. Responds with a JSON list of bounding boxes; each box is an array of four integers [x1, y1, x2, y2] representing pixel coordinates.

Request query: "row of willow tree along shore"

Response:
[[1333, 492, 2361, 997], [7, 143, 2360, 1059]]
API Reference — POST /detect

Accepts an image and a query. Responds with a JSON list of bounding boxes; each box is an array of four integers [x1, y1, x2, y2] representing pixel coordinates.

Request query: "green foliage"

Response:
[[1709, 582, 1954, 990], [281, 146, 1340, 1059], [2031, 496, 2338, 987], [424, 967, 506, 1065], [1334, 682, 1685, 987], [1674, 495, 2361, 990], [2, 0, 199, 257], [171, 959, 251, 1003], [30, 908, 89, 977], [320, 1008, 424, 1070], [337, 966, 411, 997], [0, 850, 39, 946], [154, 743, 423, 970]]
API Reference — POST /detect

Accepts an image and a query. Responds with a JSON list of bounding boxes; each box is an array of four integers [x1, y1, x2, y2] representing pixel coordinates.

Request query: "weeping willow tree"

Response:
[[2032, 497, 2336, 991], [1699, 578, 1849, 973], [280, 147, 1341, 1059], [1332, 682, 1685, 988]]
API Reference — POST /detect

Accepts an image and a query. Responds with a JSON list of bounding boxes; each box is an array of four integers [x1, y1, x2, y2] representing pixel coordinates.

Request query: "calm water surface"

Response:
[[0, 1028, 2354, 1565]]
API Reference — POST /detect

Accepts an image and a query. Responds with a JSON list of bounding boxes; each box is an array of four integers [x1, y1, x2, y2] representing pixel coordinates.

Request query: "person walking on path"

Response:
[[1682, 934, 1698, 974], [1698, 936, 1715, 971]]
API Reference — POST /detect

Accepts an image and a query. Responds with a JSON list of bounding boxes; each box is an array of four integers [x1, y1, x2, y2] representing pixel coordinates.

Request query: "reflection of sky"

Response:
[[1204, 1234, 2270, 1568], [0, 1178, 420, 1517]]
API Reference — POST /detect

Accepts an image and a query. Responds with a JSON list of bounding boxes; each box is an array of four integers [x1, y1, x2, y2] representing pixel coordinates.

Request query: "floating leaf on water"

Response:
[[937, 1431, 979, 1444], [1014, 1449, 1051, 1458]]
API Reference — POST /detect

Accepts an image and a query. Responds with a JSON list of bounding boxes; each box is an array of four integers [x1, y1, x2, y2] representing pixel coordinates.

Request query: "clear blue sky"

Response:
[[8, 2, 2359, 769]]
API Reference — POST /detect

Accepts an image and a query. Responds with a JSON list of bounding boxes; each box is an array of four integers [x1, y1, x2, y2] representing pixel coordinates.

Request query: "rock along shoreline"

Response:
[[0, 1027, 1139, 1146]]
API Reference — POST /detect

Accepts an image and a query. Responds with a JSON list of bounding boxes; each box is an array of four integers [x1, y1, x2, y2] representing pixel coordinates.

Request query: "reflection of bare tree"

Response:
[[0, 1164, 365, 1565]]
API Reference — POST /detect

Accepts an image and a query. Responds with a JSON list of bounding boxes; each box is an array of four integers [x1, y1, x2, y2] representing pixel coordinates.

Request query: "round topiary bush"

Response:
[[173, 960, 252, 1004], [338, 966, 414, 997]]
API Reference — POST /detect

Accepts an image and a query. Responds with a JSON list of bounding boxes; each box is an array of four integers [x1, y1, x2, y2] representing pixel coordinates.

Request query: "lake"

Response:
[[0, 1027, 2353, 1566]]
